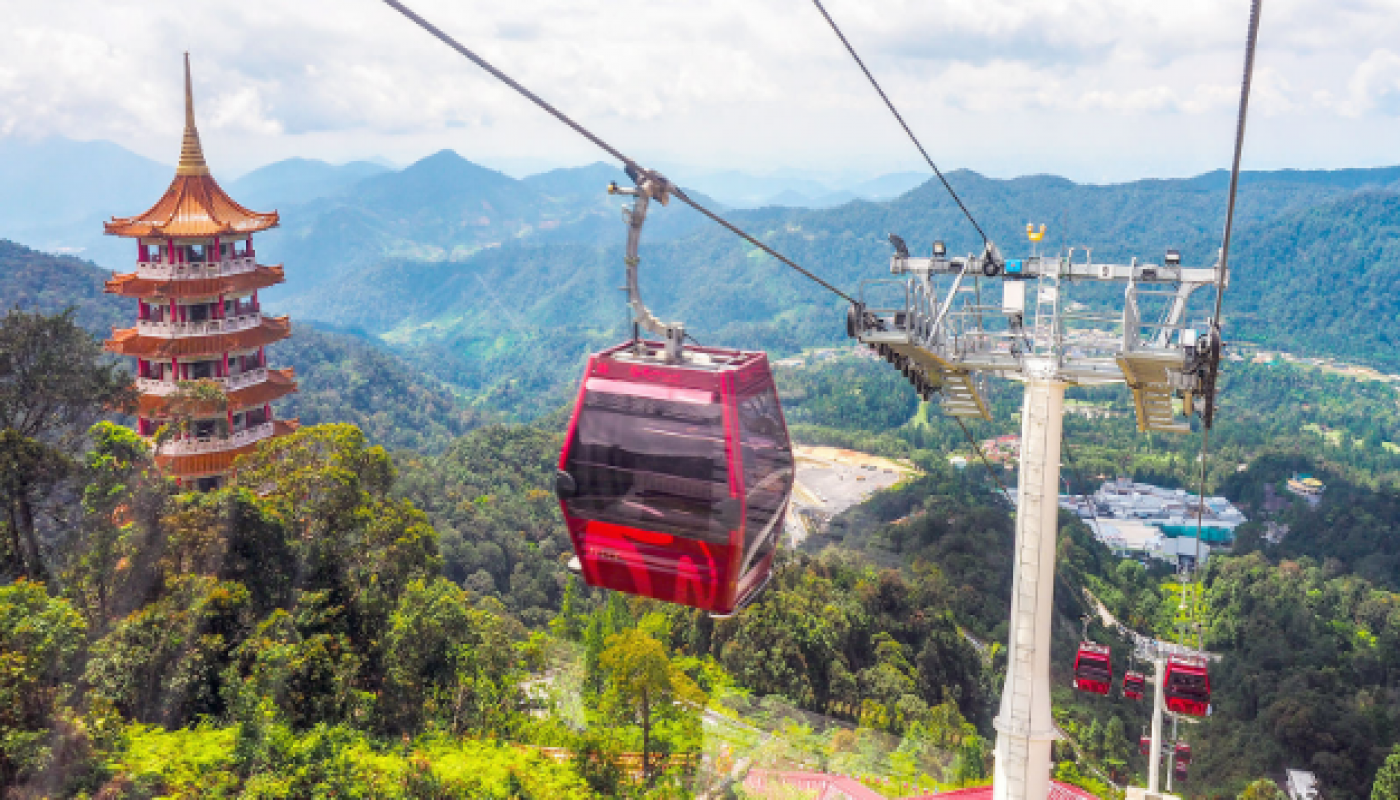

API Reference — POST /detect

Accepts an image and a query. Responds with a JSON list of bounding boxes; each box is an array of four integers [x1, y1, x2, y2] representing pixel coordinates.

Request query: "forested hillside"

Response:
[[7, 150, 1400, 799], [0, 240, 478, 453], [246, 155, 1400, 417]]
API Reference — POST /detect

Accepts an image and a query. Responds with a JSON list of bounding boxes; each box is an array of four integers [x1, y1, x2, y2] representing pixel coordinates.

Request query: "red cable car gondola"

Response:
[[1164, 655, 1212, 717], [1175, 741, 1192, 766], [558, 340, 793, 615], [556, 169, 795, 616], [1174, 761, 1189, 783], [1123, 669, 1146, 700], [1139, 736, 1151, 756], [1072, 642, 1113, 695]]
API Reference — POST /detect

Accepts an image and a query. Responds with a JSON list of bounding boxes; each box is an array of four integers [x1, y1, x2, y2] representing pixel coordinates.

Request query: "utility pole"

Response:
[[849, 235, 1223, 800]]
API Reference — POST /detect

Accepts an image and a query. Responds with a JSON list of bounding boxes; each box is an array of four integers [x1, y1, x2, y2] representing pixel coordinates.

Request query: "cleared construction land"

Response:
[[786, 445, 919, 545]]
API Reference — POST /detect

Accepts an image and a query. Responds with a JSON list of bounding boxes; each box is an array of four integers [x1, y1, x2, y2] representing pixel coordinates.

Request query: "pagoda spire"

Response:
[[177, 52, 210, 177]]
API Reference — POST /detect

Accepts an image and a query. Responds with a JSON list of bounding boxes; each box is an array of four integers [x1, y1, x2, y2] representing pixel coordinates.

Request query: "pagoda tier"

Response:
[[105, 315, 291, 358], [105, 263, 286, 299], [155, 419, 301, 480], [136, 368, 298, 417], [101, 54, 298, 491]]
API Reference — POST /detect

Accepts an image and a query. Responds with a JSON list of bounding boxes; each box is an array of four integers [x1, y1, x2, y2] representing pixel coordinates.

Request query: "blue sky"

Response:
[[4, 0, 1399, 183]]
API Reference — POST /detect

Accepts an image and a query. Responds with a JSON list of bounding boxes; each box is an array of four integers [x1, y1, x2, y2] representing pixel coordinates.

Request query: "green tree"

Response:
[[953, 730, 988, 786], [1240, 778, 1288, 800], [224, 601, 364, 731], [1375, 750, 1400, 800], [1086, 718, 1103, 758], [0, 580, 88, 786], [65, 421, 161, 628], [235, 424, 440, 673], [380, 577, 524, 737], [1103, 716, 1129, 776], [598, 628, 704, 785], [84, 575, 251, 725], [551, 577, 584, 641], [0, 309, 134, 581]]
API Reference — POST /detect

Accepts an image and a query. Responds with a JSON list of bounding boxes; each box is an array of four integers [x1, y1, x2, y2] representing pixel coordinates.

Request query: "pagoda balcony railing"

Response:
[[135, 256, 258, 280], [135, 367, 268, 396], [156, 421, 275, 456], [137, 312, 261, 338]]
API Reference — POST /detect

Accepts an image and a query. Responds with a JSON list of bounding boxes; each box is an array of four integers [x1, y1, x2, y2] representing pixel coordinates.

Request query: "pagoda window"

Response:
[[192, 420, 218, 439], [188, 303, 210, 322], [195, 476, 221, 492], [246, 407, 269, 427], [189, 361, 216, 380]]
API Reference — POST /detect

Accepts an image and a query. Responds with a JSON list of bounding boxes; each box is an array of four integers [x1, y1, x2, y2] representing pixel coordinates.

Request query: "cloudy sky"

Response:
[[5, 0, 1400, 183]]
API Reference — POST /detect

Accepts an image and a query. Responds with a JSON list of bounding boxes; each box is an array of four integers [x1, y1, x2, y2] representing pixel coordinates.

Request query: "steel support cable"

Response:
[[809, 0, 990, 247], [954, 416, 1013, 506], [669, 187, 855, 303], [379, 0, 855, 305], [1061, 435, 1108, 550], [1214, 0, 1264, 326], [1191, 0, 1262, 651]]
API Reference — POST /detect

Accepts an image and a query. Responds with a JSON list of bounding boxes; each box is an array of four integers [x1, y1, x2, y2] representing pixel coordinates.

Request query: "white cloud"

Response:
[[1339, 49, 1400, 117], [2, 0, 1399, 180]]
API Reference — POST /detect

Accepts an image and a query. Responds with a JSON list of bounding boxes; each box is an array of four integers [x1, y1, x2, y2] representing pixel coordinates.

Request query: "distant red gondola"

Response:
[[1139, 736, 1151, 756], [1175, 741, 1192, 766], [1073, 642, 1113, 695], [1164, 655, 1211, 717], [557, 340, 795, 616], [1174, 761, 1189, 783], [1123, 669, 1146, 700]]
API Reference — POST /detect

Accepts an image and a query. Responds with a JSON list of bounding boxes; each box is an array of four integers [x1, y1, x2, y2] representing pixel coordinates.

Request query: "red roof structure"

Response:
[[904, 782, 1101, 800], [742, 770, 1101, 800], [104, 57, 278, 239]]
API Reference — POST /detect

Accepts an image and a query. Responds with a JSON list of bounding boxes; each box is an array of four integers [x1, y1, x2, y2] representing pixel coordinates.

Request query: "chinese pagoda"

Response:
[[104, 54, 298, 490]]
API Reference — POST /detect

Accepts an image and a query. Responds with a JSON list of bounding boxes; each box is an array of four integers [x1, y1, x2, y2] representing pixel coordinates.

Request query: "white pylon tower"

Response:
[[848, 231, 1224, 800]]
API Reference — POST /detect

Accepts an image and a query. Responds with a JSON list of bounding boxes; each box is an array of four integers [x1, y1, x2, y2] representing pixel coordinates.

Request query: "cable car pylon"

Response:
[[815, 0, 1263, 795]]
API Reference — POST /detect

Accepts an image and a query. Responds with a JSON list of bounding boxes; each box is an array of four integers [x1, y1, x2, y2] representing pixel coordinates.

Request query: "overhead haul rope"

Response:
[[809, 0, 990, 247], [379, 0, 855, 305], [807, 0, 1012, 508], [956, 417, 1014, 506], [1189, 0, 1263, 651]]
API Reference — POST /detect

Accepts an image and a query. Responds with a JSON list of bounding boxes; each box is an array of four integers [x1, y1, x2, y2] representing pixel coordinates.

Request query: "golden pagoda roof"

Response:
[[106, 264, 286, 299], [105, 54, 278, 239], [104, 316, 292, 358]]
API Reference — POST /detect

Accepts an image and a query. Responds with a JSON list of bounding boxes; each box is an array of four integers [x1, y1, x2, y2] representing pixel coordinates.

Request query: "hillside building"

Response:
[[1286, 473, 1325, 507], [102, 55, 297, 489], [1286, 770, 1320, 800], [1059, 477, 1247, 567]]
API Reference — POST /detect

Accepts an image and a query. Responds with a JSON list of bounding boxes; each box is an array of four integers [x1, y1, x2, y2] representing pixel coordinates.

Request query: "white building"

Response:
[[1059, 478, 1247, 567], [1286, 770, 1320, 800]]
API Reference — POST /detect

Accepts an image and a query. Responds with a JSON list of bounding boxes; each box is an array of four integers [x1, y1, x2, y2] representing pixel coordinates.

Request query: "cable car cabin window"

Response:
[[564, 388, 730, 542], [737, 386, 794, 572], [1167, 670, 1210, 701]]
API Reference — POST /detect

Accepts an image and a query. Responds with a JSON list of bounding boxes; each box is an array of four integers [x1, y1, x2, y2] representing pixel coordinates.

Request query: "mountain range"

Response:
[[253, 149, 1400, 413], [5, 135, 1400, 421]]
